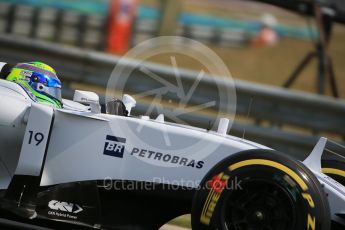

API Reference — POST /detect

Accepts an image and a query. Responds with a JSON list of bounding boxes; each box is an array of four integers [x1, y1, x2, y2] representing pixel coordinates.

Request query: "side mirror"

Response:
[[73, 90, 101, 113], [122, 94, 136, 116], [106, 99, 128, 116]]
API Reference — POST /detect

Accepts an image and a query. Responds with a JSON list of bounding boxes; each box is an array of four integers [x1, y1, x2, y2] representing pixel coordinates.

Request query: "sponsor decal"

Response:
[[103, 135, 204, 169], [103, 135, 126, 158], [130, 147, 204, 169], [48, 200, 83, 220], [200, 172, 229, 225], [20, 70, 32, 79], [48, 200, 83, 213], [302, 193, 316, 230]]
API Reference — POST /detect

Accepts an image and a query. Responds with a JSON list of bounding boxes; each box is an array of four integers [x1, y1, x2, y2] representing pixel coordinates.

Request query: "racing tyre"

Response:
[[192, 150, 330, 230], [322, 160, 345, 186]]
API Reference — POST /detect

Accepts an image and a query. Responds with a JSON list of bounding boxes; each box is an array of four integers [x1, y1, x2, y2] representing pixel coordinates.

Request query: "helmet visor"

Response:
[[29, 71, 62, 102], [43, 86, 62, 102]]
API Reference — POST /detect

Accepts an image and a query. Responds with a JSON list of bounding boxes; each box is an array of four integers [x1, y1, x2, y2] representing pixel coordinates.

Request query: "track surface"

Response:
[[0, 217, 191, 230], [160, 224, 190, 230]]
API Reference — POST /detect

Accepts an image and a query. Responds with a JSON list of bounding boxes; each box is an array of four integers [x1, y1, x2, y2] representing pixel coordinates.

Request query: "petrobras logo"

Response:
[[48, 200, 83, 214], [130, 148, 204, 169], [103, 135, 204, 169], [103, 135, 126, 158]]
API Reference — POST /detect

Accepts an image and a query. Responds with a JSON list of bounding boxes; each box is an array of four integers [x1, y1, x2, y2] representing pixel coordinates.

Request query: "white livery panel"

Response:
[[41, 110, 264, 187]]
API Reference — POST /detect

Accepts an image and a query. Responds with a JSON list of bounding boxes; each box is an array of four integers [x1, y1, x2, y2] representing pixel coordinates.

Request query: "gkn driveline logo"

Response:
[[103, 135, 204, 169], [48, 200, 83, 213], [103, 135, 126, 158]]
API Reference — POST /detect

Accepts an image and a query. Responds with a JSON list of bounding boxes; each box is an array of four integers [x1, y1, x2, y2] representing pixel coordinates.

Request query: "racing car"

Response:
[[1, 75, 345, 230]]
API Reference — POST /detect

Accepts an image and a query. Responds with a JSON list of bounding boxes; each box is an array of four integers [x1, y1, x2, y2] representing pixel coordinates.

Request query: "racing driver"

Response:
[[0, 61, 63, 108]]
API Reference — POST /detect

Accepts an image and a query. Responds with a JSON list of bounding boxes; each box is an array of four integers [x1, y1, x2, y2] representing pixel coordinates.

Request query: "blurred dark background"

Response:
[[0, 0, 344, 96]]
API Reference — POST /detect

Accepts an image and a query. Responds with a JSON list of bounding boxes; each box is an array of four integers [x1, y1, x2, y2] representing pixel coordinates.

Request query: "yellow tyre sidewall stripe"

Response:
[[322, 168, 345, 178], [228, 159, 308, 191]]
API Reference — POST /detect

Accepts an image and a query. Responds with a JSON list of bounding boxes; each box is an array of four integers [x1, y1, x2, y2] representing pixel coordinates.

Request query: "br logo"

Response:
[[103, 135, 126, 158]]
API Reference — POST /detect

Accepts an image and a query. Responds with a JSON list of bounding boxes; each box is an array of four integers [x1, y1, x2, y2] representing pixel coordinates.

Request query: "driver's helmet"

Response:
[[6, 62, 62, 108]]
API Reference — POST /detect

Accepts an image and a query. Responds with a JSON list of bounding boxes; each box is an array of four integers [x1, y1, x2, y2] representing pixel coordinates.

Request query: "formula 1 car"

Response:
[[0, 78, 345, 230]]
